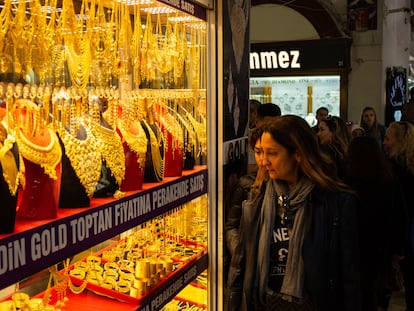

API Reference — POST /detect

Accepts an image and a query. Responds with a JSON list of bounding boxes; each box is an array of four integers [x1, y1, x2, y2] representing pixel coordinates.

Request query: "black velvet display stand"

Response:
[[58, 134, 90, 208], [0, 143, 19, 234]]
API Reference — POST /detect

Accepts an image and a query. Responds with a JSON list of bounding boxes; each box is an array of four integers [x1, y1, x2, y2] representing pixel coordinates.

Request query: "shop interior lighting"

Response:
[[141, 6, 177, 14]]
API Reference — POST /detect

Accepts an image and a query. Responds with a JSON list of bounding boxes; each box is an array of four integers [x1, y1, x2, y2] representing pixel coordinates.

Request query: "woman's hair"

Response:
[[387, 121, 414, 175], [249, 126, 263, 150], [360, 106, 380, 140], [260, 115, 350, 192], [321, 116, 350, 157], [347, 136, 393, 183]]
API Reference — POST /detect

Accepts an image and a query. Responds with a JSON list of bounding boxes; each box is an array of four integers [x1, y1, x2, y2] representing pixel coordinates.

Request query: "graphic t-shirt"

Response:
[[268, 213, 289, 292]]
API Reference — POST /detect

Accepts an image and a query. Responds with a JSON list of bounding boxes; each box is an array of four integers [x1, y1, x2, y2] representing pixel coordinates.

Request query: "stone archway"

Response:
[[251, 0, 343, 38]]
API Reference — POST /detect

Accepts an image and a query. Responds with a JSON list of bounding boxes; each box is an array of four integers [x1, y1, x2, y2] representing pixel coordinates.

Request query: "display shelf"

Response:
[[0, 253, 208, 311], [0, 167, 207, 290]]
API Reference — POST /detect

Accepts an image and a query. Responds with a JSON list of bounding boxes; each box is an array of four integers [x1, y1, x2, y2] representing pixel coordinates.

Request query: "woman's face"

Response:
[[261, 132, 299, 187], [383, 127, 401, 155], [317, 121, 332, 145], [362, 110, 375, 127], [253, 139, 263, 167]]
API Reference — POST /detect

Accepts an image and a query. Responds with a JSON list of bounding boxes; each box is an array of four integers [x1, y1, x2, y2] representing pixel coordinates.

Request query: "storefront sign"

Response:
[[250, 50, 301, 70], [158, 0, 207, 20], [250, 39, 351, 74], [0, 169, 208, 289]]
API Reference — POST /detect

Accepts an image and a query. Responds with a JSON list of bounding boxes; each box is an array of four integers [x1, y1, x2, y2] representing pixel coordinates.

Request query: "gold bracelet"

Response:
[[102, 250, 116, 263], [69, 268, 86, 280], [0, 300, 16, 311], [104, 262, 119, 272], [43, 304, 56, 311], [90, 265, 103, 275], [117, 280, 130, 294], [86, 272, 102, 285], [120, 271, 134, 283], [27, 298, 44, 311], [103, 270, 118, 281], [101, 277, 118, 291], [74, 261, 89, 271], [11, 292, 29, 309], [87, 255, 101, 266]]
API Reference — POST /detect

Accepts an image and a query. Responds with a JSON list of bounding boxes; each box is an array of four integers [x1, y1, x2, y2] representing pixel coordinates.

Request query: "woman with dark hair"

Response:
[[317, 115, 350, 179], [346, 136, 407, 311], [226, 115, 361, 311]]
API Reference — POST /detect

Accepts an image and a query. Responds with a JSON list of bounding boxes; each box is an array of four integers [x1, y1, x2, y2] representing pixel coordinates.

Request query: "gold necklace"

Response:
[[61, 0, 91, 89], [89, 120, 125, 186], [173, 22, 186, 85], [58, 123, 102, 197], [16, 127, 62, 180], [0, 0, 11, 53], [117, 120, 147, 169], [65, 258, 88, 295]]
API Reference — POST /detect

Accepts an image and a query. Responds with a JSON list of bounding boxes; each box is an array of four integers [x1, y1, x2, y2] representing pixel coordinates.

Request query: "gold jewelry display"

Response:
[[89, 120, 125, 186], [54, 259, 88, 296], [11, 292, 29, 309], [0, 300, 16, 311], [61, 0, 91, 89], [58, 123, 102, 197], [15, 126, 61, 180], [117, 120, 147, 169], [117, 279, 130, 294], [42, 264, 69, 309]]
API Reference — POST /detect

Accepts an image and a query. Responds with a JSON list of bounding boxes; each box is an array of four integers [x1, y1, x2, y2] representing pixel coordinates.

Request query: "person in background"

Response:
[[247, 102, 281, 173], [312, 106, 329, 133], [346, 121, 366, 139], [226, 115, 361, 311], [402, 101, 414, 125], [247, 99, 262, 173], [249, 99, 262, 129], [360, 106, 387, 152], [317, 116, 350, 179], [383, 121, 414, 311], [346, 136, 407, 311], [257, 102, 282, 124], [226, 128, 264, 257]]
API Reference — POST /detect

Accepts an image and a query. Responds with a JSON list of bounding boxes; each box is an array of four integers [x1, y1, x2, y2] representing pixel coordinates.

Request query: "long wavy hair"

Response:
[[387, 121, 414, 175], [360, 106, 381, 141], [260, 115, 350, 192], [320, 115, 350, 158]]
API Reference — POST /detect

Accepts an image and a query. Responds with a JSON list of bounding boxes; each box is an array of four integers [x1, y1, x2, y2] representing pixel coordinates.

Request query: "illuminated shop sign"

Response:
[[250, 50, 301, 70], [158, 0, 207, 20], [250, 39, 351, 73]]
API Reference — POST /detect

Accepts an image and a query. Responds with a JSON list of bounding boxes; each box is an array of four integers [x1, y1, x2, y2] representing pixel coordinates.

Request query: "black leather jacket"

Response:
[[225, 185, 361, 311], [225, 172, 257, 256]]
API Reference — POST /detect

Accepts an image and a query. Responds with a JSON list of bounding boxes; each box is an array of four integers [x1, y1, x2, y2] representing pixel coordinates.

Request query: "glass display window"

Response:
[[250, 75, 341, 117]]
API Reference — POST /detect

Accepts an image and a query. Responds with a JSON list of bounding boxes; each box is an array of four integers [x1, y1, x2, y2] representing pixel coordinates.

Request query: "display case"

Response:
[[0, 0, 211, 310]]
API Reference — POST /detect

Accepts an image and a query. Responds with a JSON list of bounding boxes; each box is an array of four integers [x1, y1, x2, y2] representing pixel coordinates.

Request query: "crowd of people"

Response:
[[224, 100, 414, 311]]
